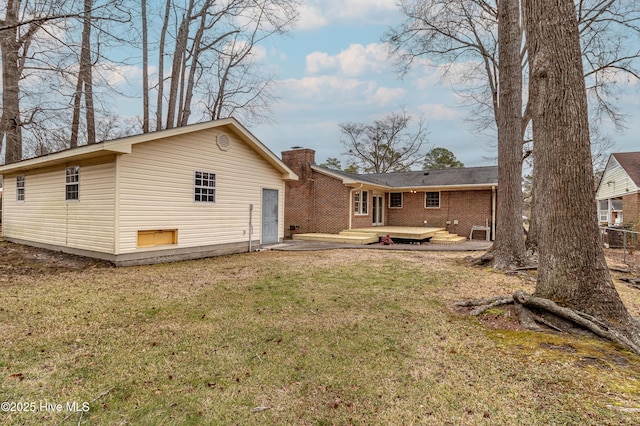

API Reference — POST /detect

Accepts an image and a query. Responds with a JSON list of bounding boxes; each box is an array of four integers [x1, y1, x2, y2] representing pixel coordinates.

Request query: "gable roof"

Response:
[[612, 152, 640, 187], [312, 165, 498, 190], [0, 118, 297, 180]]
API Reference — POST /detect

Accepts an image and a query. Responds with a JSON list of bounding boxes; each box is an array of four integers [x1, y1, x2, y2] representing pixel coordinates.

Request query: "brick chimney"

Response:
[[281, 148, 316, 237], [281, 148, 315, 181]]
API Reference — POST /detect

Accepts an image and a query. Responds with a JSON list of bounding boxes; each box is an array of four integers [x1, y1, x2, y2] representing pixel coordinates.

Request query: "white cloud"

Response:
[[306, 51, 337, 74], [95, 63, 143, 86], [280, 75, 370, 101], [306, 43, 392, 77], [417, 103, 461, 121], [297, 0, 398, 30], [296, 3, 329, 30], [369, 87, 406, 106]]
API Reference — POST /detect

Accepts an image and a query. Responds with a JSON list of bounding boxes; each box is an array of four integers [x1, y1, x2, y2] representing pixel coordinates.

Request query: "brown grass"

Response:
[[1, 246, 639, 425]]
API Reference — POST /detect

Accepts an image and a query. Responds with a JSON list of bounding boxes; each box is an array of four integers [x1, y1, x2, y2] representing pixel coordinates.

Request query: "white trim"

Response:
[[353, 189, 368, 215], [0, 118, 298, 181], [425, 191, 441, 209]]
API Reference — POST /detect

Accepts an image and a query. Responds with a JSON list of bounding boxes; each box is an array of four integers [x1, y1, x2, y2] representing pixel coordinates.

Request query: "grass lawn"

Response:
[[1, 247, 640, 425]]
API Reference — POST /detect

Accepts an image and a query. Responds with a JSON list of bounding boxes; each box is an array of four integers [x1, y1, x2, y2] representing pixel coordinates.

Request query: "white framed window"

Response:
[[354, 190, 368, 215], [65, 166, 80, 201], [389, 192, 403, 208], [16, 174, 25, 201], [425, 191, 440, 208], [598, 200, 609, 223], [194, 171, 216, 203]]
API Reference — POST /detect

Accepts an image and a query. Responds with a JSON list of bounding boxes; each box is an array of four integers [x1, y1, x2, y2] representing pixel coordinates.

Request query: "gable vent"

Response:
[[217, 133, 231, 151]]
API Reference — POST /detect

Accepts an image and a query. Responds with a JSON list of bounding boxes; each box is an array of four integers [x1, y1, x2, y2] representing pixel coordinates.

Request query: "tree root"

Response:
[[466, 252, 494, 266], [455, 291, 640, 356]]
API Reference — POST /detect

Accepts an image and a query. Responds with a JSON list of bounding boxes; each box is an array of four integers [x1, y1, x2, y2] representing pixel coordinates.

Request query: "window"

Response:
[[65, 166, 79, 201], [389, 192, 403, 208], [194, 171, 216, 203], [598, 200, 609, 223], [354, 190, 368, 215], [425, 191, 440, 208], [16, 175, 25, 201]]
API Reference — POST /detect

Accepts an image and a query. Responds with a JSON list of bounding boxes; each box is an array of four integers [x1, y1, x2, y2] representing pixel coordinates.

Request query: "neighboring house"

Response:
[[282, 148, 498, 240], [596, 152, 640, 229], [0, 118, 297, 265]]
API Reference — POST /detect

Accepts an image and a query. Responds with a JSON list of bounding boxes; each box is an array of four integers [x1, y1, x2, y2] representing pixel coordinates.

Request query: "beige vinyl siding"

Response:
[[116, 127, 285, 254], [597, 161, 639, 200], [2, 158, 116, 253]]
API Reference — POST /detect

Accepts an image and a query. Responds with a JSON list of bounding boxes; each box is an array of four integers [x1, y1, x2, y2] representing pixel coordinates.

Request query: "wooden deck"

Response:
[[349, 226, 446, 240], [292, 226, 447, 245]]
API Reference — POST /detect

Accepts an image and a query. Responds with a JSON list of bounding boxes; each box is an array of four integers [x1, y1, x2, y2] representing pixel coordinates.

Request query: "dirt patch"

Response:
[[605, 247, 640, 275], [0, 241, 111, 280]]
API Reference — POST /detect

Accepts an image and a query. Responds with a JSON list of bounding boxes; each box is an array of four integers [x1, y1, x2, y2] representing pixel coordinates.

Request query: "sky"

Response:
[[247, 0, 640, 170]]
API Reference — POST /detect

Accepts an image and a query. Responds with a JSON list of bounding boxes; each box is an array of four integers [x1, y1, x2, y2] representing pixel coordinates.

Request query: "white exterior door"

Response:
[[262, 189, 279, 244]]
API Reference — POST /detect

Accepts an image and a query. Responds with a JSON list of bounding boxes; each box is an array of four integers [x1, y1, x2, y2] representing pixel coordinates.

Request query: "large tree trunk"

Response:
[[141, 0, 149, 133], [492, 0, 527, 270], [166, 0, 193, 129], [155, 0, 171, 131], [0, 0, 23, 163], [524, 0, 635, 331], [70, 0, 95, 147]]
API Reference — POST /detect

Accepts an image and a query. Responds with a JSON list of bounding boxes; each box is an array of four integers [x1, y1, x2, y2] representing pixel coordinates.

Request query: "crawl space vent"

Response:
[[217, 133, 231, 151]]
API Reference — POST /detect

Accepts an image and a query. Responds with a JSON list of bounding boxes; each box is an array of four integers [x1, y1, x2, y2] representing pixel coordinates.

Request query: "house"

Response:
[[0, 118, 297, 265], [596, 152, 640, 229], [282, 148, 497, 241]]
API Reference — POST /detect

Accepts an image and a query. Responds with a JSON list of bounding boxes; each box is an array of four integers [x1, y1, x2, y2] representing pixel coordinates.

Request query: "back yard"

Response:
[[1, 242, 639, 425]]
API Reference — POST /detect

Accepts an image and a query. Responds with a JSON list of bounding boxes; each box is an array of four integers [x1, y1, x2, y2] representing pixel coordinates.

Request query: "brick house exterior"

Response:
[[282, 148, 498, 240], [596, 152, 640, 230]]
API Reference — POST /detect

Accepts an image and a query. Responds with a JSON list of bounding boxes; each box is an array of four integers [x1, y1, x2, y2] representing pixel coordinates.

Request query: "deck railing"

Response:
[[599, 226, 640, 263]]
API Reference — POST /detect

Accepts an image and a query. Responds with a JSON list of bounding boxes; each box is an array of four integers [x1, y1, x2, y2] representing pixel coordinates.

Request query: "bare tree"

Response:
[[524, 0, 639, 347], [493, 0, 527, 270], [70, 0, 96, 147], [141, 0, 149, 133], [160, 0, 298, 130], [154, 0, 171, 131], [386, 0, 526, 268], [386, 0, 640, 268], [340, 111, 428, 173], [0, 0, 40, 163]]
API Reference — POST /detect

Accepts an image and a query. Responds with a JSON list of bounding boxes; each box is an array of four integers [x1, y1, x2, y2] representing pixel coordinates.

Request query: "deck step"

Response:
[[292, 233, 379, 245], [430, 231, 467, 244]]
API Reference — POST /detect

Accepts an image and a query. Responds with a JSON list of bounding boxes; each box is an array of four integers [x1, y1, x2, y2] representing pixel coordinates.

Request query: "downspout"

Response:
[[491, 186, 496, 241], [349, 183, 363, 230], [248, 204, 253, 252]]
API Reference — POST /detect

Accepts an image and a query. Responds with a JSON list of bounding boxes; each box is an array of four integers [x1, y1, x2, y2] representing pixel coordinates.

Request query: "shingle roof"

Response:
[[313, 165, 498, 188], [612, 152, 640, 187]]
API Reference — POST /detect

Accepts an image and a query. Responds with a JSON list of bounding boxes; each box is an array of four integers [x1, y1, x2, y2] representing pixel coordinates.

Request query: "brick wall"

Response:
[[623, 193, 640, 230], [310, 173, 350, 234], [282, 148, 495, 239], [385, 190, 493, 238], [282, 149, 350, 237]]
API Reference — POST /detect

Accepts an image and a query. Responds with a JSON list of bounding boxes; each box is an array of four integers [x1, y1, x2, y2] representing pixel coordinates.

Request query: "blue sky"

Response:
[[249, 0, 640, 169]]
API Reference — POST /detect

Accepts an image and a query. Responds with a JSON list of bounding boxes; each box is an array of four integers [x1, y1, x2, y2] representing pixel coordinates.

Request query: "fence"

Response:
[[600, 226, 640, 263]]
